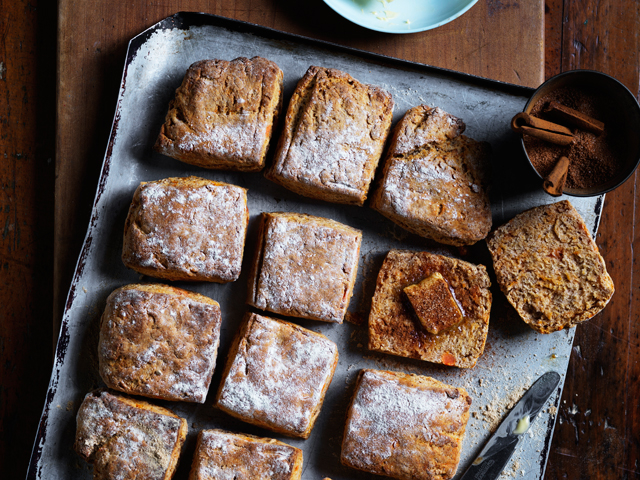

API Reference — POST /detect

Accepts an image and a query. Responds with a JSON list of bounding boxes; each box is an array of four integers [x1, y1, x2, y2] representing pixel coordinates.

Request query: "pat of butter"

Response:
[[514, 415, 530, 435]]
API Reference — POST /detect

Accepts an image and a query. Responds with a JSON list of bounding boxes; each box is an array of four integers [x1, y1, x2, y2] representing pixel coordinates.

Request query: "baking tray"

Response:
[[28, 12, 604, 480]]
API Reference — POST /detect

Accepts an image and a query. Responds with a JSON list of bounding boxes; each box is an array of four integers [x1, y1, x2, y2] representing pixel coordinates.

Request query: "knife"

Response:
[[459, 371, 561, 480]]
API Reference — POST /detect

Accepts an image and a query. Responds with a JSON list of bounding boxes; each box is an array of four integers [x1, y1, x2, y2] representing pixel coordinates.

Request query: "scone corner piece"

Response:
[[122, 176, 249, 283], [368, 249, 491, 369], [487, 200, 614, 333], [75, 389, 187, 480], [340, 369, 472, 480], [154, 56, 283, 172], [266, 66, 393, 206], [216, 313, 339, 439], [247, 211, 362, 323], [98, 283, 222, 403]]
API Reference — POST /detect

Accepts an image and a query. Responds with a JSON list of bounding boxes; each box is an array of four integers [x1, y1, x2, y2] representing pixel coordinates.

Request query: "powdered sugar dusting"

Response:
[[218, 315, 337, 437]]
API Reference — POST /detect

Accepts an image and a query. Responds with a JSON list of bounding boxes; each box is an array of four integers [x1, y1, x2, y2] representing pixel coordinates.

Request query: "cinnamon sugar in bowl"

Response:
[[520, 70, 640, 196]]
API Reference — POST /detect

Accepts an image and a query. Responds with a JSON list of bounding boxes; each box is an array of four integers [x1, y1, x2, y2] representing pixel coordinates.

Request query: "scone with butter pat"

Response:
[[188, 429, 303, 480], [216, 313, 339, 439], [99, 283, 222, 403], [266, 66, 393, 205], [75, 390, 187, 480], [370, 105, 492, 246], [368, 249, 491, 368], [155, 57, 283, 171], [341, 369, 472, 480], [122, 176, 249, 282], [487, 200, 614, 333], [247, 212, 361, 323]]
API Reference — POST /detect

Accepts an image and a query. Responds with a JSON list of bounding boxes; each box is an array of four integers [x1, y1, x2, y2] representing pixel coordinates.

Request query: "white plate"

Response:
[[323, 0, 478, 34]]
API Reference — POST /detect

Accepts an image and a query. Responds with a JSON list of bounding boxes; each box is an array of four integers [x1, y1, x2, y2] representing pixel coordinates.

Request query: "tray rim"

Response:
[[29, 11, 553, 479]]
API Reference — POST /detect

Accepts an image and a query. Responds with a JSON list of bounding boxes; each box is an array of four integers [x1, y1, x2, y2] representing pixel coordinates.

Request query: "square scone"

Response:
[[75, 390, 187, 480], [368, 249, 491, 368], [188, 429, 303, 480], [122, 176, 249, 282], [370, 105, 492, 246], [216, 313, 339, 439], [341, 369, 472, 480], [486, 200, 614, 333], [98, 283, 222, 403], [247, 212, 361, 323], [154, 57, 283, 171], [265, 66, 393, 205]]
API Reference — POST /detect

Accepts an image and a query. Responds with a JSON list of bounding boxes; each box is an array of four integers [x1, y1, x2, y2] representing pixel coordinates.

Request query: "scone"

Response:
[[486, 200, 615, 333], [75, 390, 187, 480], [247, 212, 361, 323], [368, 249, 492, 368], [122, 176, 249, 282], [216, 313, 339, 439], [370, 105, 492, 246], [154, 57, 283, 171], [98, 283, 222, 403], [188, 429, 303, 480], [341, 369, 472, 480], [265, 66, 393, 205]]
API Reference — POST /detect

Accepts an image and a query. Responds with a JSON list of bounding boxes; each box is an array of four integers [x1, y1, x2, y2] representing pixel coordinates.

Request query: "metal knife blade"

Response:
[[459, 371, 561, 480]]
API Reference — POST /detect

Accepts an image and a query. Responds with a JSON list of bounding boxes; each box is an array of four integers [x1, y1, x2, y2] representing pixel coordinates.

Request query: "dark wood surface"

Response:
[[0, 1, 638, 478]]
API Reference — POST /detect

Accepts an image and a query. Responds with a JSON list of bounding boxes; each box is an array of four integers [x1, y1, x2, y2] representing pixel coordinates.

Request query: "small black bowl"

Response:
[[520, 69, 640, 197]]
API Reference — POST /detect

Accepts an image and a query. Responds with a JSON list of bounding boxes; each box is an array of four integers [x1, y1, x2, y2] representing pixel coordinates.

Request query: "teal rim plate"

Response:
[[323, 0, 478, 34]]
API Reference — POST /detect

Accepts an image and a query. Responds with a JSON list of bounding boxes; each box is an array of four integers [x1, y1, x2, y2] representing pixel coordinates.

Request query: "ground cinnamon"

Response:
[[524, 86, 623, 190]]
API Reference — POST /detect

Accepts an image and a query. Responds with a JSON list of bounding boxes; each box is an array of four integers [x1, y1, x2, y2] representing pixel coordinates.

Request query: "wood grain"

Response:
[[544, 2, 640, 479], [0, 0, 56, 478]]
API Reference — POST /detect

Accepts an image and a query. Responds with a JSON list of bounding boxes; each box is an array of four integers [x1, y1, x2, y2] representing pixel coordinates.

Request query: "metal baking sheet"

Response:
[[28, 12, 604, 480]]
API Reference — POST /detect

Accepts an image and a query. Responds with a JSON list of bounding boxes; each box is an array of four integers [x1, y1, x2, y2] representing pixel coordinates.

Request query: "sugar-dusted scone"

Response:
[[216, 313, 339, 439], [122, 176, 249, 282], [265, 66, 393, 205], [247, 212, 361, 323], [154, 57, 283, 171], [370, 105, 492, 246], [188, 429, 303, 480], [75, 390, 188, 480], [487, 200, 614, 333], [368, 249, 491, 368], [99, 283, 222, 403], [341, 369, 472, 480]]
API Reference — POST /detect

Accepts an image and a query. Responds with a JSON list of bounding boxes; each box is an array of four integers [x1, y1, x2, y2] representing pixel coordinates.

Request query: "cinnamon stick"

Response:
[[544, 101, 605, 135], [543, 156, 570, 196], [511, 112, 574, 146]]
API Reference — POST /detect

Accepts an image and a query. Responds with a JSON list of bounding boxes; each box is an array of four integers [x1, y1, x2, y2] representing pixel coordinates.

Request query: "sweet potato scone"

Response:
[[247, 212, 361, 323], [99, 283, 222, 403], [341, 369, 472, 480], [370, 105, 492, 246], [486, 200, 614, 333], [216, 313, 339, 439], [188, 429, 303, 480], [122, 176, 249, 282], [154, 57, 283, 171], [368, 249, 491, 368], [75, 390, 187, 480], [265, 66, 393, 205]]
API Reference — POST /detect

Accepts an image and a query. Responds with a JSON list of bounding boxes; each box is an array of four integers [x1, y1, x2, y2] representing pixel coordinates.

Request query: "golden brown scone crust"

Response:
[[247, 212, 361, 323], [486, 200, 615, 333], [188, 429, 303, 480], [154, 57, 283, 171], [75, 390, 188, 480], [370, 105, 492, 246], [122, 176, 249, 282], [98, 283, 222, 403], [265, 66, 393, 205], [341, 369, 472, 480], [216, 313, 338, 439], [368, 249, 491, 368]]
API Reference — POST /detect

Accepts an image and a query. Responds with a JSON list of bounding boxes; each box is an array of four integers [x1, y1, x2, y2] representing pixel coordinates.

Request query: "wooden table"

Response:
[[2, 1, 638, 478]]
